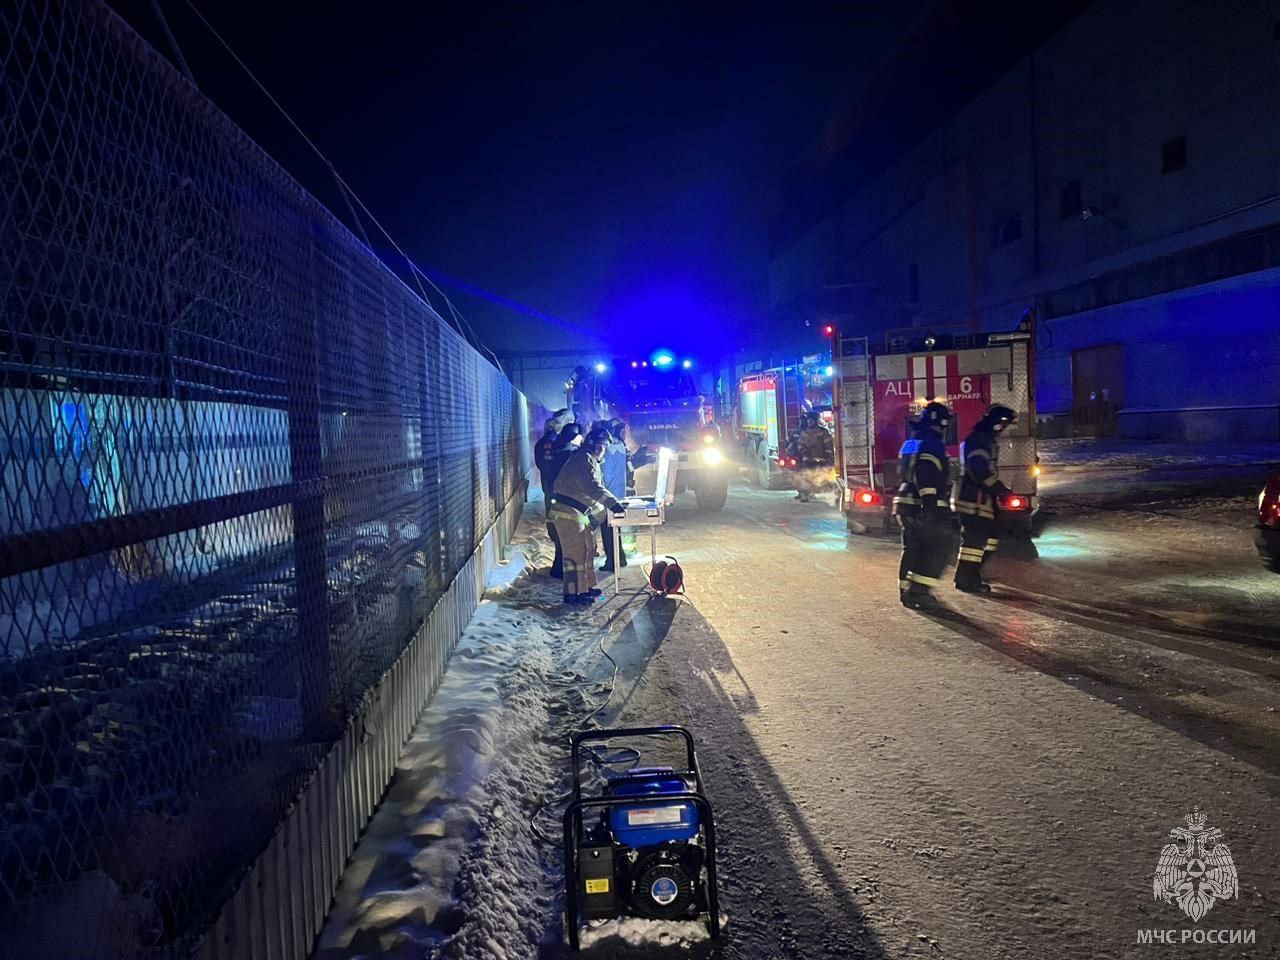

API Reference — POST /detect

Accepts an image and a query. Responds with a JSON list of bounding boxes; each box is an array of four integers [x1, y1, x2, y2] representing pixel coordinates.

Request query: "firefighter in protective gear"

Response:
[[543, 423, 584, 579], [535, 418, 559, 501], [792, 414, 835, 502], [549, 428, 625, 604], [953, 404, 1016, 593], [892, 402, 954, 609]]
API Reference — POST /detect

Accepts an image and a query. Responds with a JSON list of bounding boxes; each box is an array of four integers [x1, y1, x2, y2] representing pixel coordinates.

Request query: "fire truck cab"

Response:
[[833, 327, 1039, 537], [572, 356, 731, 512]]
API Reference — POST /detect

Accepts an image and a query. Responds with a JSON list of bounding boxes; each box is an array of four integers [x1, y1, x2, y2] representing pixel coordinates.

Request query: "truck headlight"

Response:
[[701, 447, 723, 466]]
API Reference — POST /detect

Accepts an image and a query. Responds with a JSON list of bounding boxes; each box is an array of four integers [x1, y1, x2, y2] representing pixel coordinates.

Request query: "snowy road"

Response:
[[314, 478, 1280, 960]]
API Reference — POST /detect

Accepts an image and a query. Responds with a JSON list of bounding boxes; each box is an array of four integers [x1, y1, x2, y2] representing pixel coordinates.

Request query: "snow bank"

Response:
[[578, 916, 715, 951], [313, 527, 698, 959], [1039, 437, 1280, 474]]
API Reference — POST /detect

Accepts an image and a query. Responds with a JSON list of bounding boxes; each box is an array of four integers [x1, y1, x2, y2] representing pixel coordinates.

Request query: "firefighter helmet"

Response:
[[919, 401, 951, 430], [982, 404, 1018, 428]]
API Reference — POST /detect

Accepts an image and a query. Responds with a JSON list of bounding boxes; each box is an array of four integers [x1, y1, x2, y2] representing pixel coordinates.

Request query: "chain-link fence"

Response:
[[0, 2, 531, 955]]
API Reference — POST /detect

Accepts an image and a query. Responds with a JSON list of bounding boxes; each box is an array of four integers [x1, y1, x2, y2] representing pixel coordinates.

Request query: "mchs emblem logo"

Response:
[[1153, 807, 1238, 922]]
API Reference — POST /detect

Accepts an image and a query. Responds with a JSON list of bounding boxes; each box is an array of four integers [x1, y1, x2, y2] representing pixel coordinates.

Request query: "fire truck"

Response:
[[569, 355, 731, 512], [736, 362, 834, 487], [832, 325, 1039, 536]]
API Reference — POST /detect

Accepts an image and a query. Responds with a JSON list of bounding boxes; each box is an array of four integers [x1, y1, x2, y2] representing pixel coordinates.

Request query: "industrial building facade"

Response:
[[769, 0, 1280, 440]]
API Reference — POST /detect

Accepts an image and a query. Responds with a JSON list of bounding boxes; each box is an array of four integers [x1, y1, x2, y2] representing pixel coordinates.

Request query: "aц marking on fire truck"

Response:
[[883, 380, 984, 402]]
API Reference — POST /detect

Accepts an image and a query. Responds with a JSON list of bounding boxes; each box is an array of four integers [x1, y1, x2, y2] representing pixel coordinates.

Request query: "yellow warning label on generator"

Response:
[[585, 878, 610, 894]]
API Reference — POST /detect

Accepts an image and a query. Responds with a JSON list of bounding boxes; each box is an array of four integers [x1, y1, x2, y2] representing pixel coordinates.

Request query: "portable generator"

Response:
[[562, 726, 721, 950]]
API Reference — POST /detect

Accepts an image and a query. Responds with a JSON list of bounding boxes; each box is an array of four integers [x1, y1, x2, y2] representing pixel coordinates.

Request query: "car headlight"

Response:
[[701, 447, 723, 466]]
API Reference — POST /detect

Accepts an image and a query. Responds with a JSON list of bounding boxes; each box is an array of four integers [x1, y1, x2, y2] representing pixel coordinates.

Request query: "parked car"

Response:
[[1256, 470, 1280, 571]]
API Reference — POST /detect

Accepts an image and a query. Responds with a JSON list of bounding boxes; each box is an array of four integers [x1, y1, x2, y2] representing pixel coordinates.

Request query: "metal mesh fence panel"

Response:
[[0, 1, 531, 955]]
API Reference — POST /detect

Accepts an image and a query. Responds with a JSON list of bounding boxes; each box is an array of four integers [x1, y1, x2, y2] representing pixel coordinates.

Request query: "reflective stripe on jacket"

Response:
[[954, 426, 1003, 519], [892, 429, 950, 516], [550, 450, 616, 522]]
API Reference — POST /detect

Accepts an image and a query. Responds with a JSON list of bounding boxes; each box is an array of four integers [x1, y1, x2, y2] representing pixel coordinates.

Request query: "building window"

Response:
[[991, 215, 1023, 247], [1162, 135, 1187, 173], [907, 263, 919, 303], [1060, 180, 1082, 220]]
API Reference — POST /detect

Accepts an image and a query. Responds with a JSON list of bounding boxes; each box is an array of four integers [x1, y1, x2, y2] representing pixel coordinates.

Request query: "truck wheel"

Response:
[[696, 481, 729, 512]]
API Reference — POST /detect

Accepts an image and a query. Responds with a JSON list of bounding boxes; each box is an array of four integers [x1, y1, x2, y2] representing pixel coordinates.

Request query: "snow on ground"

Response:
[[1039, 438, 1280, 474], [312, 543, 562, 959], [312, 523, 720, 960], [312, 446, 1280, 960], [1027, 439, 1278, 629], [1038, 438, 1279, 512]]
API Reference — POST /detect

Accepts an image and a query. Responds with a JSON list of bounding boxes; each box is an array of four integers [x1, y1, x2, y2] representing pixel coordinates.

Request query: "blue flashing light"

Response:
[[653, 353, 674, 368], [682, 359, 693, 369], [824, 365, 834, 377], [594, 361, 608, 374]]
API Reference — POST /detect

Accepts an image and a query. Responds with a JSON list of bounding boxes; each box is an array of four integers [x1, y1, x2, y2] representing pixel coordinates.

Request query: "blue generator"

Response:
[[562, 726, 721, 950]]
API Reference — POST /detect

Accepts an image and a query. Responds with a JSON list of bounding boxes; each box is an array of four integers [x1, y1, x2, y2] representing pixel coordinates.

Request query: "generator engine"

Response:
[[563, 727, 721, 950]]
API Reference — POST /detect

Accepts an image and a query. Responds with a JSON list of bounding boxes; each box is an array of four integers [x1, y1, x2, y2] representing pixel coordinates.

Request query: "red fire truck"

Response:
[[833, 326, 1039, 536], [736, 363, 834, 487]]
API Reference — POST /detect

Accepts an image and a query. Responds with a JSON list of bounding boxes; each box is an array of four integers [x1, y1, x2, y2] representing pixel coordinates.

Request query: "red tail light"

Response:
[[853, 488, 882, 507], [1264, 501, 1280, 527], [1261, 476, 1280, 528], [788, 457, 797, 467], [1001, 494, 1030, 511]]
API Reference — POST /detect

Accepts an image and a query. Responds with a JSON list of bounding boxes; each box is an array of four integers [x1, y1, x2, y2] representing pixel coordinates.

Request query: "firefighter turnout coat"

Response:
[[797, 425, 835, 465], [892, 428, 950, 517], [549, 449, 620, 523], [954, 425, 1009, 519]]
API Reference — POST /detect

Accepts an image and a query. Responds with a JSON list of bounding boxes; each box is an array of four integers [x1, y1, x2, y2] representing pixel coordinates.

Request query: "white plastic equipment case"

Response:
[[612, 447, 678, 596]]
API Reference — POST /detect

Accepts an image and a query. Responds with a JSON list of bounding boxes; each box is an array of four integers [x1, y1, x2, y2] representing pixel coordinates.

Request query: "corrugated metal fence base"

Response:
[[195, 480, 527, 960]]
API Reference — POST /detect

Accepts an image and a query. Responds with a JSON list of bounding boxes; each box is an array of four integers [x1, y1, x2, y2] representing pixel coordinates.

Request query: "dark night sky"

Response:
[[110, 1, 929, 356], [110, 2, 1090, 362]]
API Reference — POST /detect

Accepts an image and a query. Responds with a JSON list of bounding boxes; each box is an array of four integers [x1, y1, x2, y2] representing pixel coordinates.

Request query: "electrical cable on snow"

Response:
[[527, 565, 692, 845], [526, 586, 656, 846]]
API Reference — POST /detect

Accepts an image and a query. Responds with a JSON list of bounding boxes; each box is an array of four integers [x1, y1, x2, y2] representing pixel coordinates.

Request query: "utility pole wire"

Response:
[[148, 0, 195, 83], [179, 0, 503, 370], [329, 161, 374, 252]]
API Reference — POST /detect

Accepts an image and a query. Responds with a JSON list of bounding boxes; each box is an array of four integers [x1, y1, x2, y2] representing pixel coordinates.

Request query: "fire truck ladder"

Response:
[[832, 334, 873, 513]]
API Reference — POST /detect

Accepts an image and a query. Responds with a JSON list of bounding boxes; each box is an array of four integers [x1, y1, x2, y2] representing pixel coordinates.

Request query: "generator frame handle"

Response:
[[562, 791, 721, 951], [570, 725, 699, 798]]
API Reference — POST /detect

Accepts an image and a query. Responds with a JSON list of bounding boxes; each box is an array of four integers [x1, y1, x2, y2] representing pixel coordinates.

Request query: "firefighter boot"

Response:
[[954, 544, 992, 593], [904, 581, 944, 611]]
